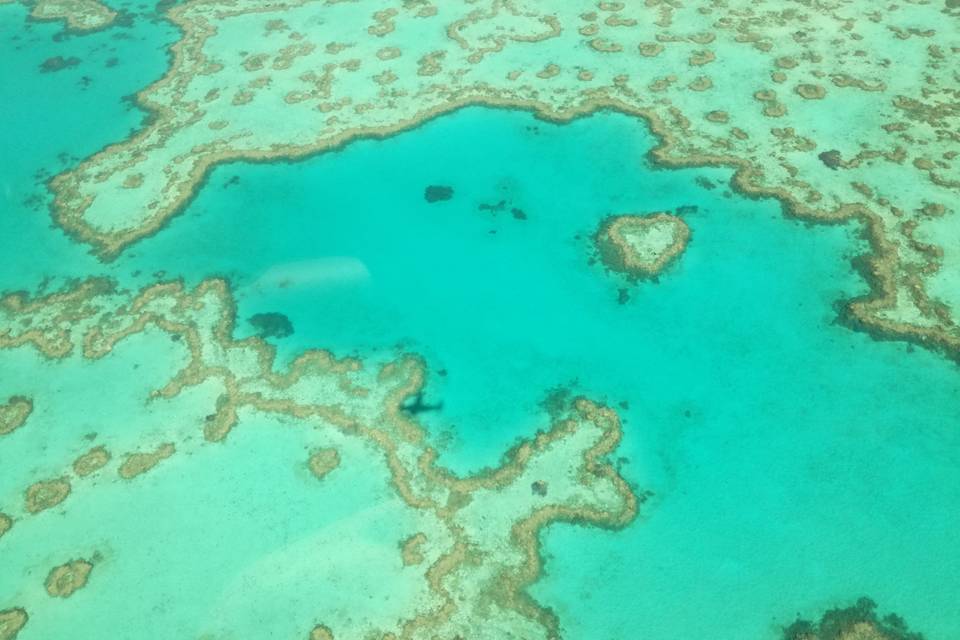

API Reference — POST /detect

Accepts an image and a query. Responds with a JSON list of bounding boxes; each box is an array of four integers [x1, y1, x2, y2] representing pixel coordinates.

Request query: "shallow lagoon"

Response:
[[1, 12, 959, 638]]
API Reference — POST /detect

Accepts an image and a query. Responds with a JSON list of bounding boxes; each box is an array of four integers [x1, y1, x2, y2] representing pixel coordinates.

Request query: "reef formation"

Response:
[[25, 0, 117, 32], [117, 442, 176, 479], [307, 447, 340, 480], [595, 213, 690, 279], [24, 478, 71, 514], [0, 278, 638, 638], [0, 609, 28, 640], [0, 396, 32, 437], [72, 446, 111, 477], [40, 0, 960, 360], [784, 597, 923, 640], [44, 559, 95, 598], [2, 1, 958, 637]]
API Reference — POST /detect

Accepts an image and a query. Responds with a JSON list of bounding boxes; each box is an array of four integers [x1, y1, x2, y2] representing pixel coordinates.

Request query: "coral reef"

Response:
[[0, 278, 639, 638], [45, 559, 95, 598], [41, 0, 960, 360], [24, 478, 71, 514], [0, 609, 27, 640], [0, 396, 32, 436], [118, 443, 175, 480], [595, 213, 690, 279], [28, 0, 116, 32], [784, 597, 923, 640], [307, 448, 340, 480]]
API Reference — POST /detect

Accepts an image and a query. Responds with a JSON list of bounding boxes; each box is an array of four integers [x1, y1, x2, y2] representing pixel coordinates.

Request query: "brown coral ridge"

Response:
[[0, 276, 369, 445], [45, 558, 95, 598], [0, 277, 114, 358], [629, 107, 960, 365], [836, 207, 960, 366], [784, 597, 923, 640], [400, 532, 428, 566], [42, 0, 959, 369], [0, 608, 28, 640], [51, 97, 957, 372], [0, 513, 12, 539], [0, 276, 641, 638], [407, 398, 641, 638], [0, 396, 33, 436], [500, 400, 641, 636]]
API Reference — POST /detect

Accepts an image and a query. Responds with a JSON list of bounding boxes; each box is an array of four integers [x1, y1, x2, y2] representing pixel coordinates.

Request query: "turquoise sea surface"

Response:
[[1, 4, 959, 639]]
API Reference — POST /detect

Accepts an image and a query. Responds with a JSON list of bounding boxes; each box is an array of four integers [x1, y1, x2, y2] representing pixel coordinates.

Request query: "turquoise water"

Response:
[[1, 5, 959, 639]]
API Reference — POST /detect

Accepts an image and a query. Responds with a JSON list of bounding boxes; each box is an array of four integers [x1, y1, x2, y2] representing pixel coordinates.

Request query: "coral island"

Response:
[[44, 559, 95, 598], [595, 213, 690, 279]]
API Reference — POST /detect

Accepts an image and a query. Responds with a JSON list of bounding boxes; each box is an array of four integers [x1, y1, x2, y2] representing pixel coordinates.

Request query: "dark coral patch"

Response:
[[248, 312, 294, 339], [818, 149, 843, 170], [40, 56, 80, 73], [424, 185, 454, 203]]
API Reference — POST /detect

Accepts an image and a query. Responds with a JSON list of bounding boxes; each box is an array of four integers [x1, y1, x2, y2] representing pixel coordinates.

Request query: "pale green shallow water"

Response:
[[1, 4, 959, 639]]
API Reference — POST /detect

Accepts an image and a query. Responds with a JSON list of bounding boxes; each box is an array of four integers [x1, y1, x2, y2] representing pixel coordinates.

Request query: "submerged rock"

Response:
[[424, 185, 454, 203], [40, 56, 80, 73], [818, 149, 843, 170], [248, 312, 294, 339]]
